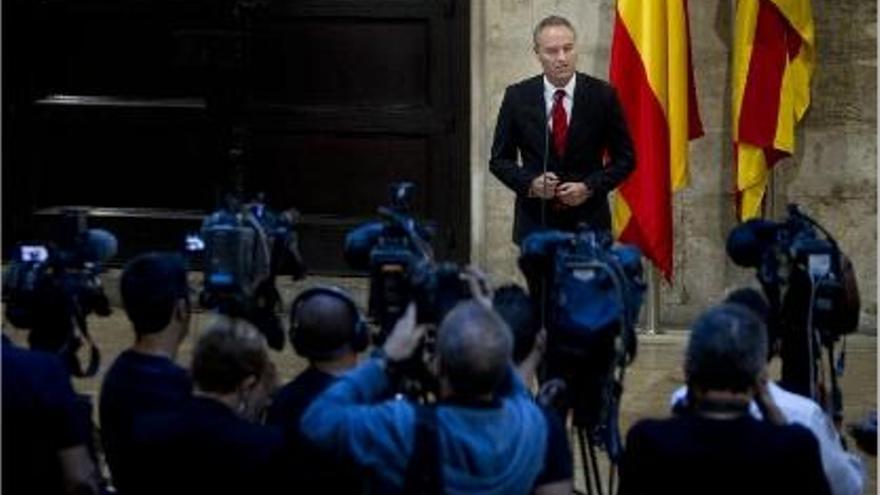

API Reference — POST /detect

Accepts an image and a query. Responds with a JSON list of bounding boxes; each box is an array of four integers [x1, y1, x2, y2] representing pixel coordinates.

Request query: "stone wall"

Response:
[[470, 0, 877, 331]]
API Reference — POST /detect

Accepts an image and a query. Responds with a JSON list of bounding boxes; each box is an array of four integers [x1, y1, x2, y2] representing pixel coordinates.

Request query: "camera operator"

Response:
[[492, 284, 572, 495], [669, 288, 865, 495], [130, 317, 284, 495], [99, 252, 193, 493], [2, 329, 99, 495], [301, 300, 553, 494], [619, 303, 831, 495], [265, 286, 369, 494]]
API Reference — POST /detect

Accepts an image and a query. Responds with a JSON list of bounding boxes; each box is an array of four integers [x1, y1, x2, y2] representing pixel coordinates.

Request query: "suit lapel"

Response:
[[565, 73, 591, 161]]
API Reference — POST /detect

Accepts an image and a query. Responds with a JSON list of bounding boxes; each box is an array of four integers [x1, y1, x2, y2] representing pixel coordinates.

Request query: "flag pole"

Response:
[[643, 265, 662, 335]]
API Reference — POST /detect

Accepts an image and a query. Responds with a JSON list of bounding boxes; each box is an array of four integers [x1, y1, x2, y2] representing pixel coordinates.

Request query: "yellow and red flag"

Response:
[[733, 0, 815, 220], [609, 0, 703, 279]]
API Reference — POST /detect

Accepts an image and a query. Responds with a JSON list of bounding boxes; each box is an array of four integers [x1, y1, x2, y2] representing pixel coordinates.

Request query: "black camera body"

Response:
[[189, 195, 306, 350], [345, 183, 470, 343], [519, 225, 645, 460], [3, 211, 115, 376], [727, 204, 859, 412], [344, 183, 472, 398]]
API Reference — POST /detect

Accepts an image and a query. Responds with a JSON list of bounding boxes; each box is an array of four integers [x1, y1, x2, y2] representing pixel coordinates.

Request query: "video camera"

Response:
[[344, 182, 473, 396], [727, 204, 859, 421], [3, 210, 116, 377], [187, 193, 306, 350], [519, 225, 645, 462]]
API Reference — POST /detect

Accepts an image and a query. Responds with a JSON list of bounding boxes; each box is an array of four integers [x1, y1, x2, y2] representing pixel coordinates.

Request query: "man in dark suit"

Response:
[[490, 15, 635, 244]]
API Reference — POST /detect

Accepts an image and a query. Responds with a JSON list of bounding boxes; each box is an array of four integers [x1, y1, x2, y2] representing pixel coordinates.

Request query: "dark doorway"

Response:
[[2, 0, 470, 273]]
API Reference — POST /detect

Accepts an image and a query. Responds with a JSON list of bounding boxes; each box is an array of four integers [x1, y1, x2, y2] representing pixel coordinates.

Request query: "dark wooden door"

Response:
[[3, 0, 469, 273]]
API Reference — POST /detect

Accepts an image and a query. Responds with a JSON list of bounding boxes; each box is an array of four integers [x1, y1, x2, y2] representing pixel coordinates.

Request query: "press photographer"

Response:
[[3, 210, 116, 377], [189, 193, 306, 350], [727, 204, 860, 422], [344, 182, 474, 397]]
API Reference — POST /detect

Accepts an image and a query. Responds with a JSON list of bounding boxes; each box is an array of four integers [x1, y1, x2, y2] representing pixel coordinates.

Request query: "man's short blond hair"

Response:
[[533, 15, 577, 51]]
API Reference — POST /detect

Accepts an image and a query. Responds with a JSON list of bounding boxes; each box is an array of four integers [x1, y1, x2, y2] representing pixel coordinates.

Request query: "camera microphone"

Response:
[[83, 229, 119, 262], [726, 219, 779, 268]]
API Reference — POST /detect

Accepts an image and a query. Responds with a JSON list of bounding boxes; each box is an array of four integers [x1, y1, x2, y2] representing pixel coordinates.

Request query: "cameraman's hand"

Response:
[[462, 265, 493, 309], [530, 173, 559, 199], [382, 303, 424, 362], [754, 373, 787, 426]]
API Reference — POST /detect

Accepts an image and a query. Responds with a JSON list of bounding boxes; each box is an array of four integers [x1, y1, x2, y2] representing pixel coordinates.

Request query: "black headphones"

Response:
[[289, 285, 370, 359]]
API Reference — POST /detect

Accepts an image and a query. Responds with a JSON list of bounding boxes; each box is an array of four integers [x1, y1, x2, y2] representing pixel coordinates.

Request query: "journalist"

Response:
[[99, 252, 193, 493], [619, 303, 831, 495], [130, 317, 284, 495], [493, 284, 573, 495], [265, 286, 369, 494], [669, 288, 866, 495], [301, 300, 553, 494], [2, 331, 99, 495]]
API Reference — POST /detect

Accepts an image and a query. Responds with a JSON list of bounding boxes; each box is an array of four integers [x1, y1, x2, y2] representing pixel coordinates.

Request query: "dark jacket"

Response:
[[490, 73, 634, 243]]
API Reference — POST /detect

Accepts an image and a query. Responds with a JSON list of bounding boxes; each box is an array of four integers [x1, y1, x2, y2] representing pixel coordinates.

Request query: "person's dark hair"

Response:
[[533, 15, 576, 50], [492, 284, 539, 364], [289, 291, 358, 360], [723, 287, 769, 324], [437, 300, 513, 398], [192, 317, 269, 394], [684, 303, 767, 393], [120, 252, 189, 336]]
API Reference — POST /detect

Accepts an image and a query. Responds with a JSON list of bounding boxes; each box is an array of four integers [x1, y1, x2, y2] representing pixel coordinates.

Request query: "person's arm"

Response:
[[490, 86, 541, 197], [806, 406, 865, 495], [583, 86, 635, 196], [58, 445, 99, 495], [300, 304, 423, 468], [534, 480, 572, 495]]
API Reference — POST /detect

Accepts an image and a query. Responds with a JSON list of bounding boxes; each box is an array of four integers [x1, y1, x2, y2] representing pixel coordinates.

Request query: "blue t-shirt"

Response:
[[99, 349, 191, 493], [2, 335, 89, 494]]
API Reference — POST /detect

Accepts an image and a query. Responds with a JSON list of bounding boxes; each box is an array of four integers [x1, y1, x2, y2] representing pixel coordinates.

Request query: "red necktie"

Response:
[[551, 89, 568, 157]]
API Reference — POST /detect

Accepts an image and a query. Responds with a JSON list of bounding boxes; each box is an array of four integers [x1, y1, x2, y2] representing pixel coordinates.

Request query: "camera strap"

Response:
[[402, 404, 442, 495]]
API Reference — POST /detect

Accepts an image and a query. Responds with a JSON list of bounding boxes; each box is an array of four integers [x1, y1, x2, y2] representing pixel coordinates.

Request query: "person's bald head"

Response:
[[289, 290, 359, 361], [437, 300, 513, 398]]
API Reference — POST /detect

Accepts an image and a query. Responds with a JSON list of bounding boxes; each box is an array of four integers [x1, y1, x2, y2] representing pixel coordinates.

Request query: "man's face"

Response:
[[535, 25, 577, 87]]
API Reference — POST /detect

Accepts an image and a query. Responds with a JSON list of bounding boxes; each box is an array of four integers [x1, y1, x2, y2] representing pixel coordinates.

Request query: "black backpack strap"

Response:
[[403, 404, 442, 495]]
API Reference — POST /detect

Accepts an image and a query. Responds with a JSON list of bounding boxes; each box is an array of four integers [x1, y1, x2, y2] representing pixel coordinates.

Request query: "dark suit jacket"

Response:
[[489, 73, 634, 244]]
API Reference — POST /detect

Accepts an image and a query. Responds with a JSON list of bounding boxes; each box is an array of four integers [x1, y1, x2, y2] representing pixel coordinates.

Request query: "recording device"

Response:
[[3, 210, 116, 376], [344, 182, 473, 397], [187, 193, 306, 350], [519, 225, 645, 462], [726, 204, 859, 422]]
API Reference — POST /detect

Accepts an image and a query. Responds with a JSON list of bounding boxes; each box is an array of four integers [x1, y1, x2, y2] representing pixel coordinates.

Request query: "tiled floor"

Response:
[[8, 292, 875, 494]]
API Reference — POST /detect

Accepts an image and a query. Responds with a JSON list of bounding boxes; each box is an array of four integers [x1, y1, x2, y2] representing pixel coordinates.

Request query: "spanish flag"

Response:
[[610, 0, 703, 279], [733, 0, 815, 220]]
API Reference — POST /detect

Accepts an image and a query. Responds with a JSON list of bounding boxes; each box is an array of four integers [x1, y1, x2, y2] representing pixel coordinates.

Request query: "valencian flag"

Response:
[[609, 0, 703, 279], [733, 0, 815, 220]]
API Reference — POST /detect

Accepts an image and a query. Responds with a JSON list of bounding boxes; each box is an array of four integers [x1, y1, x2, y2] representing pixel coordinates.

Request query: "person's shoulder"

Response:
[[577, 73, 615, 97], [507, 74, 544, 93]]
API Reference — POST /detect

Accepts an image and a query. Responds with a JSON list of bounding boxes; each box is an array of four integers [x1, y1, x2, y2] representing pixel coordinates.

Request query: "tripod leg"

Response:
[[577, 428, 594, 495], [586, 434, 604, 495]]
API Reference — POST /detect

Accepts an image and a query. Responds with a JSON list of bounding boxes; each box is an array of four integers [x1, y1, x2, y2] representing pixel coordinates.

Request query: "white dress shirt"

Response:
[[543, 75, 575, 129]]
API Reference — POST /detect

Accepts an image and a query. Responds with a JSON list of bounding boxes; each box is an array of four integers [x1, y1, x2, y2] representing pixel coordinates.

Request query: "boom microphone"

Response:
[[725, 219, 779, 268], [83, 229, 119, 262]]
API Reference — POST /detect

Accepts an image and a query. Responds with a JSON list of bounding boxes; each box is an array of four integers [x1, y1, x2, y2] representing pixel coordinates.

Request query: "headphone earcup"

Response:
[[289, 286, 368, 358]]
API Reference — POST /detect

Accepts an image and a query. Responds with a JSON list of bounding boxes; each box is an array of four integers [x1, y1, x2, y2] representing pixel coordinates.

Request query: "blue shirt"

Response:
[[301, 359, 548, 495], [99, 349, 191, 493], [2, 335, 88, 494]]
